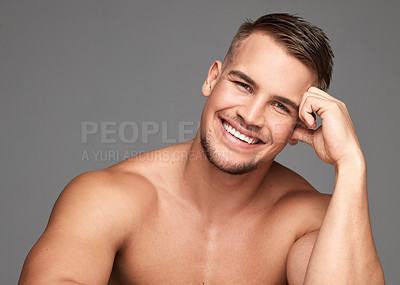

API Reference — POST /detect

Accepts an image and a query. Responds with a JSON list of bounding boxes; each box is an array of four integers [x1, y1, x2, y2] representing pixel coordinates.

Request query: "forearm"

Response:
[[304, 157, 384, 284]]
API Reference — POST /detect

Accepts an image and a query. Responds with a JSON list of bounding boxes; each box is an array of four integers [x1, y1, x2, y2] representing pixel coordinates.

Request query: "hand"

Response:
[[290, 87, 364, 168]]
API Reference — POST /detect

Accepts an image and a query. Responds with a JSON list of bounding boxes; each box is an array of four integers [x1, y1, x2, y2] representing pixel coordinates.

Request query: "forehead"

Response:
[[225, 32, 317, 99]]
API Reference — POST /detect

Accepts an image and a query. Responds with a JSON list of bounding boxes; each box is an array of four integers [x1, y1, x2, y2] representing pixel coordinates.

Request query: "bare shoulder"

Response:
[[268, 161, 331, 236], [267, 161, 316, 192], [19, 165, 159, 284], [57, 167, 159, 230], [64, 166, 159, 208], [46, 142, 190, 245]]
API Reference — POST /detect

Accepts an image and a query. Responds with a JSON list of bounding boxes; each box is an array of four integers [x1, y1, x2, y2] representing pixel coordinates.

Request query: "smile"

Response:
[[222, 121, 260, 145]]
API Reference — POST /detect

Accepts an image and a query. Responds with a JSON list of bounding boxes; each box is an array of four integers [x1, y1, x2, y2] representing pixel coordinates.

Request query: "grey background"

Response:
[[1, 0, 399, 283]]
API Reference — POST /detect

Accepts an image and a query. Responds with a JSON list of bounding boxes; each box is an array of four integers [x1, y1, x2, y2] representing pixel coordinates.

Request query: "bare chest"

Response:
[[110, 205, 297, 285]]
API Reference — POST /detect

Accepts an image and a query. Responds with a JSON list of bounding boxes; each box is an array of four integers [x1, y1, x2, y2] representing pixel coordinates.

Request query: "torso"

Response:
[[103, 142, 330, 284]]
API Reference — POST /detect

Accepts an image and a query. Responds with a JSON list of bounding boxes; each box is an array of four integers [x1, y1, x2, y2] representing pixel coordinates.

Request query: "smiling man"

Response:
[[19, 13, 384, 284]]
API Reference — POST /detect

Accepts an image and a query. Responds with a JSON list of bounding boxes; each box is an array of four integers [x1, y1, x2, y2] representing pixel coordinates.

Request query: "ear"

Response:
[[202, 60, 222, 97]]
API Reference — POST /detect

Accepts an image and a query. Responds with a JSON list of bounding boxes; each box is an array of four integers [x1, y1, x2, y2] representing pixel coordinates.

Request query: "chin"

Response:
[[200, 128, 264, 175]]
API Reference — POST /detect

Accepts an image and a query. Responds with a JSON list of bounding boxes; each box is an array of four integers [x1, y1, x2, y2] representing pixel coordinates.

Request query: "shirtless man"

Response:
[[19, 13, 384, 284]]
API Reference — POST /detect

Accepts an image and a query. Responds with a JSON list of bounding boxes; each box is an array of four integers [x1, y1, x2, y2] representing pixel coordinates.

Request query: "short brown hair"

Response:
[[224, 13, 334, 90]]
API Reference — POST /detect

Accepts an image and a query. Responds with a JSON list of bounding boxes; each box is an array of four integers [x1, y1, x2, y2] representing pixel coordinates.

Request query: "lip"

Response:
[[218, 116, 265, 149], [219, 116, 265, 143]]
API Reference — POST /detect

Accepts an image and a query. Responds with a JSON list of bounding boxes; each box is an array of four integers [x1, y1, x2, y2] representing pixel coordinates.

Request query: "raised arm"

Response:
[[287, 87, 384, 284], [18, 170, 137, 284]]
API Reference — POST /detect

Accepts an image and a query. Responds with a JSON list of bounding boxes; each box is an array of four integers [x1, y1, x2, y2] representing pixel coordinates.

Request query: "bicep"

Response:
[[19, 172, 130, 284], [20, 230, 115, 285], [287, 231, 319, 285]]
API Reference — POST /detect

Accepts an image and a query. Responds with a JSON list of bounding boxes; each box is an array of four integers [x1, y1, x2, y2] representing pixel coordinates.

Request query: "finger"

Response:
[[307, 86, 341, 104], [307, 86, 334, 99], [298, 91, 317, 129], [290, 121, 307, 145], [311, 111, 317, 122], [298, 95, 327, 129], [308, 88, 351, 123], [298, 95, 315, 129], [291, 127, 315, 147]]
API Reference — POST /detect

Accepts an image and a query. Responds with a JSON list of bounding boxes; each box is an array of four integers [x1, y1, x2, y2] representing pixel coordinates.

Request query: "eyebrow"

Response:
[[227, 70, 259, 90]]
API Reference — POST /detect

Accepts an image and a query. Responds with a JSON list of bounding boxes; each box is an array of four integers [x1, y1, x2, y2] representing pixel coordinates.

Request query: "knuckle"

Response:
[[329, 101, 341, 111]]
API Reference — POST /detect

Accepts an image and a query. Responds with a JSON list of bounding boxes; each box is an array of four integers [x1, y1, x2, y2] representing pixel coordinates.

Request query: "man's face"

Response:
[[200, 32, 317, 175]]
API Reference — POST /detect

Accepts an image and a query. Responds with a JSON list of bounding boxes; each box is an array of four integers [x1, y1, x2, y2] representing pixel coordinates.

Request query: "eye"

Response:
[[234, 81, 252, 93], [272, 102, 290, 113]]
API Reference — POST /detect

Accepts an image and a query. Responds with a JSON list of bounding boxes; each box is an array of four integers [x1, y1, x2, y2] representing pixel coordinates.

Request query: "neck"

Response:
[[180, 135, 273, 222]]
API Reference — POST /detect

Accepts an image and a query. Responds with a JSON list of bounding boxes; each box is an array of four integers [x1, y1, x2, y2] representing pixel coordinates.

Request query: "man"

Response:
[[19, 13, 384, 284]]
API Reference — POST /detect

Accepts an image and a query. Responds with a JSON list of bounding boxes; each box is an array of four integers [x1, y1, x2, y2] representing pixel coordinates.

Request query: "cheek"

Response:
[[207, 82, 242, 109]]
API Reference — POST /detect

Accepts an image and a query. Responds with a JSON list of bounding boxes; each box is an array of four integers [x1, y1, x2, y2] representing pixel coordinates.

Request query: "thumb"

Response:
[[291, 127, 315, 146]]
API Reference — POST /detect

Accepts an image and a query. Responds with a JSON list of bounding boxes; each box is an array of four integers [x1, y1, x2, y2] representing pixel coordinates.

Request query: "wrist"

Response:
[[335, 152, 366, 175], [334, 153, 367, 195]]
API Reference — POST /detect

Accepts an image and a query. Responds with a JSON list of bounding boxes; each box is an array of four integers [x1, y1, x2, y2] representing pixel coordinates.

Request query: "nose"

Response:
[[236, 95, 266, 128]]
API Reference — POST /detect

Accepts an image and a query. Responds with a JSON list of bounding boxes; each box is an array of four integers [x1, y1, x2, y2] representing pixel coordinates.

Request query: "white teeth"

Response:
[[222, 121, 259, 144]]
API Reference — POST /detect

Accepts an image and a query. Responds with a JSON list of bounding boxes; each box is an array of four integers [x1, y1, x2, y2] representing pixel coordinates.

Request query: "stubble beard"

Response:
[[200, 127, 263, 175]]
